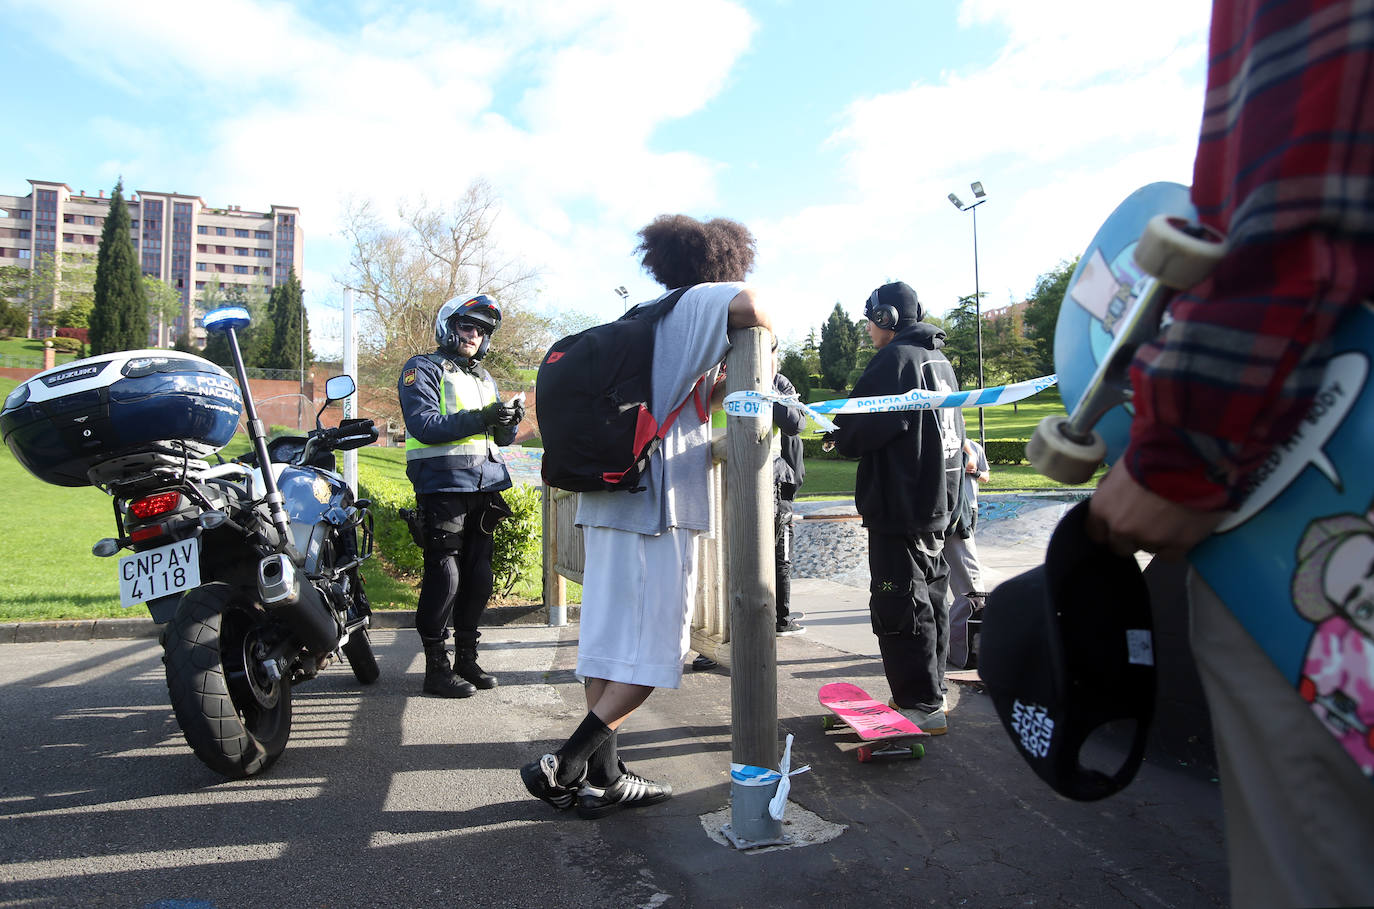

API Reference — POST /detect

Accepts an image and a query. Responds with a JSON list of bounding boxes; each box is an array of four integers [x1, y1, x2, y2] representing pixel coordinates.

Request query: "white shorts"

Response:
[[576, 525, 700, 689]]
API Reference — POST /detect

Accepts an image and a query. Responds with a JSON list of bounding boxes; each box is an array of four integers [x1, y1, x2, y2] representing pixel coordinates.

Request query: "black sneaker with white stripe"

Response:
[[575, 771, 673, 819], [520, 753, 580, 810]]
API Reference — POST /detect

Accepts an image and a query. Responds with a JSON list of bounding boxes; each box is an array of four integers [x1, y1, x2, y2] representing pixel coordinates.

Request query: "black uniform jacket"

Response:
[[833, 322, 966, 535]]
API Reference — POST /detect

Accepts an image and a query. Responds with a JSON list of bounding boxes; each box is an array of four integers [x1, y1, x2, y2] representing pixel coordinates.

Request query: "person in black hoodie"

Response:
[[833, 281, 966, 734]]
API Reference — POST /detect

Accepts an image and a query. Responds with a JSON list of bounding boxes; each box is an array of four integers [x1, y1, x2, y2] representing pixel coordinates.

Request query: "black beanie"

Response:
[[866, 281, 925, 327]]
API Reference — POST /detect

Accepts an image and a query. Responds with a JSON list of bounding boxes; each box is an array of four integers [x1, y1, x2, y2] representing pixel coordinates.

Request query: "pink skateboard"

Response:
[[818, 681, 929, 762]]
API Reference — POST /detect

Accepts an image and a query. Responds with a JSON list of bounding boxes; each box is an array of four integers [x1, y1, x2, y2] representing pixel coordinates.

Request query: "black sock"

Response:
[[554, 712, 613, 786], [585, 729, 621, 786]]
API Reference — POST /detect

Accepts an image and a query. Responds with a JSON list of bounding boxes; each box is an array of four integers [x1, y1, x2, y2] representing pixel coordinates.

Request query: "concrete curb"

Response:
[[0, 603, 581, 644]]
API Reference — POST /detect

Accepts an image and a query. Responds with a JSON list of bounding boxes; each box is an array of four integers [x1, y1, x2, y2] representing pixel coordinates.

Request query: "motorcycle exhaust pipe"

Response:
[[257, 553, 340, 654]]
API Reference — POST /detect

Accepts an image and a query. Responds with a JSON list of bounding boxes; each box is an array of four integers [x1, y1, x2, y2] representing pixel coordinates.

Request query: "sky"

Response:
[[0, 0, 1213, 358]]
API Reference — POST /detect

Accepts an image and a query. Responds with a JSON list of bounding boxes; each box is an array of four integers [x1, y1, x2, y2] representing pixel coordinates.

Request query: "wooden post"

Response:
[[541, 485, 567, 626], [726, 326, 777, 771]]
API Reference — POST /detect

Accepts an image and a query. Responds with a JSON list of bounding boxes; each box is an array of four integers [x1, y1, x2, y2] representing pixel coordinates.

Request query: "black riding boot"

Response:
[[422, 639, 476, 698], [453, 645, 498, 689]]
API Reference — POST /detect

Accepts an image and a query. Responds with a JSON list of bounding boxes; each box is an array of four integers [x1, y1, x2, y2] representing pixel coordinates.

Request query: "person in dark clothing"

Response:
[[833, 281, 965, 733], [771, 353, 807, 635], [398, 294, 523, 698]]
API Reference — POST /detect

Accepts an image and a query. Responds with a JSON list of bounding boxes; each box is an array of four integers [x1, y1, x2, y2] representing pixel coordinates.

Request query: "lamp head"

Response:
[[948, 193, 964, 210], [971, 181, 986, 199]]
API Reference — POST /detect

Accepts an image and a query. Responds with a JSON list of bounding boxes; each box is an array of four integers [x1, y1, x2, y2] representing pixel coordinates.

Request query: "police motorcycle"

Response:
[[0, 305, 380, 779]]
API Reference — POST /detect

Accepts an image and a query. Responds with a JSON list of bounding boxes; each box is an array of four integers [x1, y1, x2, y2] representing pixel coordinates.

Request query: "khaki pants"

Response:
[[1189, 570, 1374, 907]]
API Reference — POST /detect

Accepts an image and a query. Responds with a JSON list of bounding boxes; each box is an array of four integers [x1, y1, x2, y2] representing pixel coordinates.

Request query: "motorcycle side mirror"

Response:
[[324, 375, 355, 402], [317, 374, 356, 428]]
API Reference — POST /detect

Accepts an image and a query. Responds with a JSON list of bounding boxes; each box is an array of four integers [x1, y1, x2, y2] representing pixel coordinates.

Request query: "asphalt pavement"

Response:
[[0, 495, 1229, 908]]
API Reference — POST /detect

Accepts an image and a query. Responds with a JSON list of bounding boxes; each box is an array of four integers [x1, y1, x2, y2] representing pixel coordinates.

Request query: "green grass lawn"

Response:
[[0, 336, 79, 366], [0, 373, 1081, 621]]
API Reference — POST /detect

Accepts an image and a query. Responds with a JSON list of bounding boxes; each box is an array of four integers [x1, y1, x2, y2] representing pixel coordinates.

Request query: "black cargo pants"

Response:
[[866, 530, 950, 713]]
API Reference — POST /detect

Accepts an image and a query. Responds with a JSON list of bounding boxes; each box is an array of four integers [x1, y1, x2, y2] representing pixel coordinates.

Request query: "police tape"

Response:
[[722, 374, 1058, 432]]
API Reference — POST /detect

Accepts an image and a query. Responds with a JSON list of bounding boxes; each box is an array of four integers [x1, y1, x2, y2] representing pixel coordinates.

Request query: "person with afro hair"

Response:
[[521, 214, 772, 819]]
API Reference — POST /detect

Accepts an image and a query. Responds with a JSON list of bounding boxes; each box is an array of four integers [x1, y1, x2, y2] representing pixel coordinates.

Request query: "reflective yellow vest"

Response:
[[404, 366, 501, 465]]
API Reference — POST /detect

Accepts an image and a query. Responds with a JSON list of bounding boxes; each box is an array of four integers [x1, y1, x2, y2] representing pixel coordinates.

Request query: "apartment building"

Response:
[[0, 178, 302, 347]]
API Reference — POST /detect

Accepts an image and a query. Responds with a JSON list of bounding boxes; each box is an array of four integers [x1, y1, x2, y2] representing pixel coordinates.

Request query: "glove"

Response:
[[482, 399, 523, 427], [481, 400, 511, 427]]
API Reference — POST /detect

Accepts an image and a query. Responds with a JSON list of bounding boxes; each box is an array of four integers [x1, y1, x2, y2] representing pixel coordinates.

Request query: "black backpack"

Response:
[[536, 287, 704, 492]]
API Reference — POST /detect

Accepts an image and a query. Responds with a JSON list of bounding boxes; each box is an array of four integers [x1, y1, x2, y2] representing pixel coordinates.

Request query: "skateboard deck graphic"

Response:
[[818, 682, 928, 762], [1045, 183, 1374, 779]]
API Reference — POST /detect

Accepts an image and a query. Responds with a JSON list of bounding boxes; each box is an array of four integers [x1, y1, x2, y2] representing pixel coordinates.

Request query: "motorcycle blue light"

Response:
[[204, 306, 251, 333]]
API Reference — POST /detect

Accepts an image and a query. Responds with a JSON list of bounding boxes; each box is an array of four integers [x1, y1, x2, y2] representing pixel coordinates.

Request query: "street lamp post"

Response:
[[614, 285, 629, 311], [948, 181, 988, 449], [298, 288, 306, 431]]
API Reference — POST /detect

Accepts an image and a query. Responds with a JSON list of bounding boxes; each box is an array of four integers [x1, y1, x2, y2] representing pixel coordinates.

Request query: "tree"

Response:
[[6, 252, 97, 336], [941, 294, 983, 388], [818, 302, 858, 392], [264, 269, 314, 371], [1021, 258, 1078, 377], [142, 275, 182, 347], [341, 180, 540, 429], [778, 348, 812, 402], [200, 279, 271, 369], [985, 314, 1038, 379], [0, 265, 31, 337], [89, 180, 147, 354]]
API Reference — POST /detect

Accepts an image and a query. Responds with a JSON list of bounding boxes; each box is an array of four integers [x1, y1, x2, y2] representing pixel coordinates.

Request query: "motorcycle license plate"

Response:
[[117, 538, 201, 608]]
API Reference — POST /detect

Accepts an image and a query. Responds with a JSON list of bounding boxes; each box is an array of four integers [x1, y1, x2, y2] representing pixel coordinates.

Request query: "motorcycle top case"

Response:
[[0, 350, 243, 487]]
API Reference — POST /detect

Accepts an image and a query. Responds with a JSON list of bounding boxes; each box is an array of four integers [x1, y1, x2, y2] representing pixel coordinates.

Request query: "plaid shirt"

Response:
[[1124, 0, 1374, 509]]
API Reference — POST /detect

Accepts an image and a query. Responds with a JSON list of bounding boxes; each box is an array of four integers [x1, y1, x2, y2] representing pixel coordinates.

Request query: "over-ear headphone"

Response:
[[866, 289, 899, 330]]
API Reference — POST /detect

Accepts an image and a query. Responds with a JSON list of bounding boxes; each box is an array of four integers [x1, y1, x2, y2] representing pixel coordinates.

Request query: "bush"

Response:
[[358, 464, 424, 575], [357, 463, 544, 595], [492, 486, 542, 596], [984, 438, 1029, 465], [47, 336, 82, 353], [55, 326, 89, 344]]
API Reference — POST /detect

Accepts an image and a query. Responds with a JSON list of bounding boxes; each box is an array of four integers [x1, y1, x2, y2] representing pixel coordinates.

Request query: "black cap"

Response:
[[864, 281, 924, 329], [980, 500, 1156, 801]]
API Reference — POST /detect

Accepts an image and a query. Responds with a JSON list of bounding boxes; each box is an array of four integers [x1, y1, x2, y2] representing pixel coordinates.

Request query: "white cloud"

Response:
[[3, 0, 1214, 362], [751, 0, 1212, 344]]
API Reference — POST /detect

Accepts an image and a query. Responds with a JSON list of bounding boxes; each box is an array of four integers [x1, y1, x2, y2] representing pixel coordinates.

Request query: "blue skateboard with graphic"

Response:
[[1028, 183, 1374, 779]]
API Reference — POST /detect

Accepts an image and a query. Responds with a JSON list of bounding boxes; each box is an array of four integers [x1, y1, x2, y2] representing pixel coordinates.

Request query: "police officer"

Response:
[[399, 294, 524, 698]]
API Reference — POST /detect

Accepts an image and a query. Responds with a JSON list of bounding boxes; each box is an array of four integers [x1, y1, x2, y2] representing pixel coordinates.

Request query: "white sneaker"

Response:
[[890, 703, 948, 735]]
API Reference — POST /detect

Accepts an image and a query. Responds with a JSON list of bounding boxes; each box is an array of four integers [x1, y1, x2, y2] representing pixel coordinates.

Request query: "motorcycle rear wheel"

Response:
[[163, 583, 292, 779], [342, 627, 380, 685]]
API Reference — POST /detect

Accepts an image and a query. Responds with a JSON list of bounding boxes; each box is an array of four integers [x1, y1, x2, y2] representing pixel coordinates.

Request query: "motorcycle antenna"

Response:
[[204, 306, 302, 563]]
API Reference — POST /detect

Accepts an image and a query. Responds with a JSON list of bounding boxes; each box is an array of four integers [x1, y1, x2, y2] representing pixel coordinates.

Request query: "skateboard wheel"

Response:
[[1133, 214, 1227, 289], [822, 715, 840, 731], [911, 744, 925, 759], [857, 745, 873, 763], [1027, 415, 1107, 485]]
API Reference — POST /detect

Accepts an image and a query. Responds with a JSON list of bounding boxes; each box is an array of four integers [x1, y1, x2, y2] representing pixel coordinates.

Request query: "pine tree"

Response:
[[818, 302, 858, 392], [89, 180, 147, 354], [266, 269, 312, 370]]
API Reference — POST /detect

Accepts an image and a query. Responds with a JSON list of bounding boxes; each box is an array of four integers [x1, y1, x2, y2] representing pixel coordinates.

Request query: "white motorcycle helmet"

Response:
[[434, 294, 501, 361]]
